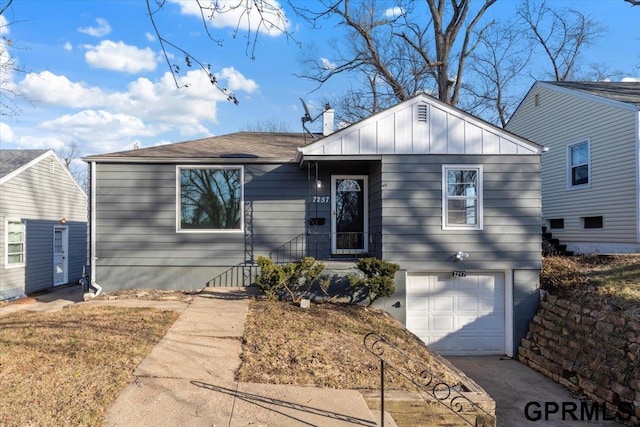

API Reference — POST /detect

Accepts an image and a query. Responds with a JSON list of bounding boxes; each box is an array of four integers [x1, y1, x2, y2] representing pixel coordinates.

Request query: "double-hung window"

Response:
[[177, 166, 243, 232], [442, 165, 483, 230], [567, 140, 590, 188], [6, 219, 25, 267]]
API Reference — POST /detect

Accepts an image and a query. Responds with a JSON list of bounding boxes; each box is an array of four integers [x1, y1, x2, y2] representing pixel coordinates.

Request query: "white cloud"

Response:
[[622, 77, 640, 82], [168, 0, 289, 36], [20, 71, 106, 107], [0, 14, 9, 36], [216, 67, 258, 92], [15, 65, 258, 150], [0, 121, 15, 142], [6, 133, 67, 151], [321, 57, 336, 70], [78, 18, 112, 37], [84, 40, 157, 73], [145, 32, 155, 42], [40, 110, 154, 153], [63, 41, 73, 51], [384, 7, 404, 18]]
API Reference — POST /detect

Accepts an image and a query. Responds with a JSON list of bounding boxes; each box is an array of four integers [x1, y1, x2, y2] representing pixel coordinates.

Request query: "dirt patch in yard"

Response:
[[93, 288, 197, 303], [237, 299, 460, 391]]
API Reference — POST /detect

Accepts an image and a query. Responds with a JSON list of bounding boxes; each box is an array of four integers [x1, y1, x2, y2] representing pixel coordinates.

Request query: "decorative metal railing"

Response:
[[269, 232, 382, 264], [363, 332, 495, 427], [205, 263, 260, 287]]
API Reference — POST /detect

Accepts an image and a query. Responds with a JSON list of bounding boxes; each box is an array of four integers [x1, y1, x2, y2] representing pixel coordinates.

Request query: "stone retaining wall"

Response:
[[518, 293, 639, 425]]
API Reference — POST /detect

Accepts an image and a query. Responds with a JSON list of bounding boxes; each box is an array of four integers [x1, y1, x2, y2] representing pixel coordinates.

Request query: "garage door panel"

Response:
[[406, 272, 505, 356], [432, 296, 454, 311]]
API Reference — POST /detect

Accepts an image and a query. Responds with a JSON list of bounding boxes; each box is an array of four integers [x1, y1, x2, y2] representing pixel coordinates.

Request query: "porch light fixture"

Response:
[[455, 251, 469, 261], [59, 218, 67, 224], [316, 179, 322, 188]]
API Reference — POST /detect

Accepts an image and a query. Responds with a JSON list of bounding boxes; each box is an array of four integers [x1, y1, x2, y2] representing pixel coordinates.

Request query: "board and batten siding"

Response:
[[507, 84, 639, 245], [0, 156, 87, 299], [94, 162, 310, 290], [379, 154, 542, 271]]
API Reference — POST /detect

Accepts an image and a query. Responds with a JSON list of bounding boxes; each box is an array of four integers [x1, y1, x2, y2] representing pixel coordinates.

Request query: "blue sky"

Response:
[[0, 0, 638, 163]]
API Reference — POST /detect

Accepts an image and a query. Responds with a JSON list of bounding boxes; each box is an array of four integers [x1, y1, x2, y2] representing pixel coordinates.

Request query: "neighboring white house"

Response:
[[0, 149, 88, 300], [506, 81, 640, 254]]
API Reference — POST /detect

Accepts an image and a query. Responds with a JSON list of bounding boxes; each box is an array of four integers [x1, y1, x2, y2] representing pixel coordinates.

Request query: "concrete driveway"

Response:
[[446, 356, 626, 427]]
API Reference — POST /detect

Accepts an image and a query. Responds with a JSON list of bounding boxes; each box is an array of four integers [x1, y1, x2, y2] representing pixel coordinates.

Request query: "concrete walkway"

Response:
[[446, 356, 625, 427], [1, 286, 385, 426], [100, 287, 381, 427]]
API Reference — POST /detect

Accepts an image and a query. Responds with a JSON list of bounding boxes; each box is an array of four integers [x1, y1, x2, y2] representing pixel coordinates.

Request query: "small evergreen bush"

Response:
[[255, 256, 325, 302], [350, 258, 400, 306]]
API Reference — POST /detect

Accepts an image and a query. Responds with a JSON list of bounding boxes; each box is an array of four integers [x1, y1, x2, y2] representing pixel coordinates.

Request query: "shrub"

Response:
[[255, 256, 325, 302], [350, 258, 400, 306]]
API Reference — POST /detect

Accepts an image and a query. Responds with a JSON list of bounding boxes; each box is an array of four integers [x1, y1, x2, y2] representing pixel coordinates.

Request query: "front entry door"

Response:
[[331, 175, 368, 254], [53, 226, 69, 286]]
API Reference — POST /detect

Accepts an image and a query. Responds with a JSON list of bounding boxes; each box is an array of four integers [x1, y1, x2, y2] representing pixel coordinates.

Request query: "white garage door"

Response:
[[406, 272, 505, 355]]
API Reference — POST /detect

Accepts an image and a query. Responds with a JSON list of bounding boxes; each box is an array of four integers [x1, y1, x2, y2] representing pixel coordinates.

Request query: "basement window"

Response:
[[549, 218, 564, 230], [582, 216, 603, 229]]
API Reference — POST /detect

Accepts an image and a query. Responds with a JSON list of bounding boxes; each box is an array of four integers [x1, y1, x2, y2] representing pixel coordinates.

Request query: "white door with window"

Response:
[[53, 226, 69, 286], [331, 175, 368, 254]]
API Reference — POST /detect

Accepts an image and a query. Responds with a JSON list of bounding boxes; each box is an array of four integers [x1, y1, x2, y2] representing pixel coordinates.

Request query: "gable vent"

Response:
[[417, 103, 428, 123]]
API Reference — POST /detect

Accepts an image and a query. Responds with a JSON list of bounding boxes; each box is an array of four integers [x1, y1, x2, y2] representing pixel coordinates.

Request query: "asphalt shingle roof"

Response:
[[0, 149, 49, 179], [85, 132, 319, 161], [546, 81, 640, 107]]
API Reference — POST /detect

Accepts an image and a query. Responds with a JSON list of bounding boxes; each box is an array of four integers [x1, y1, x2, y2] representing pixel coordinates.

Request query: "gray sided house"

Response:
[[0, 149, 88, 300], [85, 94, 543, 356], [507, 81, 640, 254]]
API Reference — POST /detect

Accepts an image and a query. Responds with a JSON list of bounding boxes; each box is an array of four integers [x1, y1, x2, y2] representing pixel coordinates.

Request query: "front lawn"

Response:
[[0, 306, 178, 426]]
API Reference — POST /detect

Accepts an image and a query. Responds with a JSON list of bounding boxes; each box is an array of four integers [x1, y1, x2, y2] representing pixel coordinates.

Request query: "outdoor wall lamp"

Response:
[[59, 218, 67, 224], [455, 251, 469, 261], [316, 179, 322, 188]]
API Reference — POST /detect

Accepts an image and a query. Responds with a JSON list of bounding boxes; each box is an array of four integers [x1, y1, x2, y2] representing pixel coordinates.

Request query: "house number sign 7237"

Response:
[[452, 271, 467, 278], [312, 196, 330, 203]]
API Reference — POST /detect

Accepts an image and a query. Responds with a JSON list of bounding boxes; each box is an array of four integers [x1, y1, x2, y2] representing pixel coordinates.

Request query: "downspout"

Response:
[[90, 161, 102, 297]]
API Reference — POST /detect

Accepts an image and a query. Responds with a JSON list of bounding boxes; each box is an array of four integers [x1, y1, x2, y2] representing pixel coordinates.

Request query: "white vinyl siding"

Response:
[[507, 84, 638, 245]]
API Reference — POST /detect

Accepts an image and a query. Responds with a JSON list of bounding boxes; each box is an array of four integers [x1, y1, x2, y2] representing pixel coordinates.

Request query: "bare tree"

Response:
[[0, 0, 28, 118], [465, 21, 533, 127], [625, 0, 640, 5], [146, 0, 293, 104], [242, 118, 291, 132], [57, 143, 88, 191], [293, 0, 496, 118], [517, 0, 605, 82]]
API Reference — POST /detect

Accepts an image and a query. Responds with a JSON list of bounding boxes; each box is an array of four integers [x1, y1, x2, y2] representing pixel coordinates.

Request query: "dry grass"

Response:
[[237, 299, 459, 391], [0, 305, 179, 427], [541, 254, 640, 316]]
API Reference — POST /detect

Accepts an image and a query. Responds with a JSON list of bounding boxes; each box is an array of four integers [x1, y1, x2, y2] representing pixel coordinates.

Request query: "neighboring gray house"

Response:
[[84, 94, 544, 356], [507, 81, 640, 254], [0, 149, 88, 300]]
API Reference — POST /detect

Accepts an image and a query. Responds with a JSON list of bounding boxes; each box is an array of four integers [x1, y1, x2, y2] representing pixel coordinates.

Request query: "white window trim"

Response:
[[442, 164, 483, 231], [5, 218, 26, 268], [566, 139, 591, 190], [176, 165, 244, 233]]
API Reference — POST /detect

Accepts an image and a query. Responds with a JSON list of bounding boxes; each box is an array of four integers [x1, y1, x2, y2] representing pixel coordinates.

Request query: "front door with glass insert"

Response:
[[53, 226, 69, 286], [331, 175, 368, 254]]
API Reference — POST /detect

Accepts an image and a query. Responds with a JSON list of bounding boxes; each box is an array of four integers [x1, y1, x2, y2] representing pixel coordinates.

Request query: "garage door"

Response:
[[406, 272, 505, 355]]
